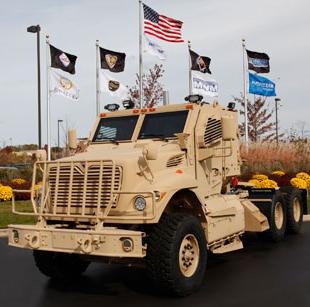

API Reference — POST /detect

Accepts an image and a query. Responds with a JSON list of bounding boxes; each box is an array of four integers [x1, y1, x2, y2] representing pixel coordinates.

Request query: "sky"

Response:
[[0, 0, 309, 146]]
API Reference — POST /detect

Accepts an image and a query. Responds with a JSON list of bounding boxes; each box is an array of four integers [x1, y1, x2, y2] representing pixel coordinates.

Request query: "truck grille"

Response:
[[47, 161, 122, 216]]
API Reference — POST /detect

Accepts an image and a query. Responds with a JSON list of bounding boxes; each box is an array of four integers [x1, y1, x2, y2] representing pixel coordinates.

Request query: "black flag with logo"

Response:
[[246, 49, 270, 73], [190, 49, 211, 74], [50, 45, 77, 74], [99, 47, 126, 73]]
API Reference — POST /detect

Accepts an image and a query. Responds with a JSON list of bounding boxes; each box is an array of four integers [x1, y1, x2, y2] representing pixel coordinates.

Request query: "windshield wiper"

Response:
[[99, 138, 119, 145], [140, 134, 168, 140]]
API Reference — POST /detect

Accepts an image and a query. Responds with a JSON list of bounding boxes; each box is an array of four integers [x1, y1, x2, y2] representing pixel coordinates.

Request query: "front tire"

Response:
[[146, 213, 207, 296], [33, 251, 90, 280]]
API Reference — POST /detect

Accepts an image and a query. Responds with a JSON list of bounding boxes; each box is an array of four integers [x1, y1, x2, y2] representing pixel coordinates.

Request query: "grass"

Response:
[[0, 200, 36, 228]]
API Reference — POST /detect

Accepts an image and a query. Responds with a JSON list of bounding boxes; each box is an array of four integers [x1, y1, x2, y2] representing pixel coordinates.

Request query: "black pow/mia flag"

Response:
[[50, 45, 77, 74], [100, 47, 126, 73], [246, 49, 270, 73], [190, 49, 211, 74]]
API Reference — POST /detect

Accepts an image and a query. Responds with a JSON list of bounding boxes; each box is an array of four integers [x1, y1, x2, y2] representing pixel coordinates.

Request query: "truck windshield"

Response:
[[138, 111, 188, 139], [93, 115, 138, 142]]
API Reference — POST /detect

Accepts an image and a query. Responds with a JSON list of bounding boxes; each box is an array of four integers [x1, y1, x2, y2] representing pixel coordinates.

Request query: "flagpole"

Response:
[[46, 34, 51, 161], [188, 40, 192, 95], [96, 39, 100, 116], [242, 38, 249, 148], [139, 0, 143, 109]]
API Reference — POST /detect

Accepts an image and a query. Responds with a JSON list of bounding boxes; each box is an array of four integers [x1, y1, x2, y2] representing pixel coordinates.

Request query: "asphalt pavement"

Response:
[[1, 224, 310, 307]]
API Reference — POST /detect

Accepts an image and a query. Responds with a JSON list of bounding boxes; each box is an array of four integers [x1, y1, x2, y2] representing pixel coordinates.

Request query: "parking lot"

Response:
[[1, 223, 310, 307]]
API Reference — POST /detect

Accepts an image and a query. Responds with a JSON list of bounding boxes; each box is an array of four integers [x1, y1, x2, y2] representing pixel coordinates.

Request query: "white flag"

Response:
[[50, 69, 79, 101], [99, 70, 128, 99], [144, 34, 166, 60], [191, 71, 219, 97]]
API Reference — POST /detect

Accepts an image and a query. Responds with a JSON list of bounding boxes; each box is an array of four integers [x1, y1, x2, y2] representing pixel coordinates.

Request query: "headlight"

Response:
[[134, 196, 146, 211]]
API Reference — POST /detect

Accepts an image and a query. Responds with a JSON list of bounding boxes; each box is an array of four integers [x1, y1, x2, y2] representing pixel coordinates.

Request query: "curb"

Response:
[[304, 215, 310, 222], [0, 229, 8, 238]]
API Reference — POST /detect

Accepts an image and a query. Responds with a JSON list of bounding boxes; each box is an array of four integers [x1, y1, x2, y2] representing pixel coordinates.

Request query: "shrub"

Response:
[[241, 141, 310, 175], [11, 178, 26, 185], [290, 178, 307, 189], [0, 186, 13, 201]]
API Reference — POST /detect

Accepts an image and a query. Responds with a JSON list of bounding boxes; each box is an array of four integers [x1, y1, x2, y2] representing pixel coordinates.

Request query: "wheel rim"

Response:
[[274, 202, 284, 229], [178, 234, 200, 277], [293, 197, 301, 222]]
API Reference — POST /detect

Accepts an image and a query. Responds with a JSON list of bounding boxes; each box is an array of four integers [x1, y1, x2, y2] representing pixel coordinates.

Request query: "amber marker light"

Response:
[[100, 113, 106, 117], [186, 104, 193, 110], [176, 169, 183, 174]]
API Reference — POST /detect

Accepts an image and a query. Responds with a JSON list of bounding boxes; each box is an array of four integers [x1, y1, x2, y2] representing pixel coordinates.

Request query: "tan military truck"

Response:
[[8, 98, 308, 296]]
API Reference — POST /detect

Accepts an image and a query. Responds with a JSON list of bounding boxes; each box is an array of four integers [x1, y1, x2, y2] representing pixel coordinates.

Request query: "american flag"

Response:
[[143, 3, 184, 43]]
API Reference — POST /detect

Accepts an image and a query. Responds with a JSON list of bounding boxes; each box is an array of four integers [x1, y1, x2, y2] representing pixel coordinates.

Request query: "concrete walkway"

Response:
[[0, 229, 8, 238]]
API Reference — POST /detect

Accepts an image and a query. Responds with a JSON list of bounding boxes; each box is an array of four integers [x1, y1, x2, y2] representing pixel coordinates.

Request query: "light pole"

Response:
[[57, 120, 63, 151], [275, 98, 281, 145], [27, 25, 42, 149]]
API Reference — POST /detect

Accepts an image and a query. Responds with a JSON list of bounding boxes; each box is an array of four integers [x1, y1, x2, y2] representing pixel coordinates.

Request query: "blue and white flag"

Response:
[[144, 34, 166, 60], [249, 72, 276, 97], [192, 71, 218, 97]]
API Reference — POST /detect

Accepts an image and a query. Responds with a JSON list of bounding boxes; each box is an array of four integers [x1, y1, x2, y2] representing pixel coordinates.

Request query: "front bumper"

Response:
[[8, 225, 146, 258]]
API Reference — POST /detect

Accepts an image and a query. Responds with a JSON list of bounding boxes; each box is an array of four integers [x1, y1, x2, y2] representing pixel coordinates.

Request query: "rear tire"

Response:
[[146, 213, 207, 296], [284, 188, 303, 234], [259, 191, 286, 242], [33, 251, 90, 280]]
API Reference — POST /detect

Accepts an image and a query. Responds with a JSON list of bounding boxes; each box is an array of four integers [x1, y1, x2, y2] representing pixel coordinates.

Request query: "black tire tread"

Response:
[[283, 188, 303, 234], [33, 250, 90, 280], [146, 213, 206, 296]]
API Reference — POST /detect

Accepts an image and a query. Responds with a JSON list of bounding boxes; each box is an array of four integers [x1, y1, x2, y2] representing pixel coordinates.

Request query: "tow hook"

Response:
[[77, 236, 92, 254], [25, 233, 40, 249]]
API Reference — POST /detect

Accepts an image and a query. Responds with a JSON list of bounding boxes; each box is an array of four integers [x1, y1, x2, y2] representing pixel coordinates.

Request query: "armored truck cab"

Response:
[[8, 101, 307, 296]]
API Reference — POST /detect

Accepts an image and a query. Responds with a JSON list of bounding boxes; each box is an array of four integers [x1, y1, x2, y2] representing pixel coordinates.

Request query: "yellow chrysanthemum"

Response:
[[11, 178, 26, 185], [290, 178, 307, 189], [252, 174, 268, 181], [305, 178, 310, 189], [248, 179, 261, 188], [272, 171, 285, 176], [259, 179, 278, 188], [296, 172, 310, 181], [0, 185, 13, 201]]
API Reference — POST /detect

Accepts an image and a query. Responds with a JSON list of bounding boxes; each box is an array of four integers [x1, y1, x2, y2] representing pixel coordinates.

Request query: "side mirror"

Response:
[[143, 143, 159, 160], [35, 150, 47, 161], [68, 129, 77, 149], [221, 116, 236, 141]]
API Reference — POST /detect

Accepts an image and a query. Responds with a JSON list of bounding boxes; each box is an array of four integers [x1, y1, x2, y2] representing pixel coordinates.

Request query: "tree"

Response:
[[128, 64, 165, 108], [287, 121, 310, 142], [234, 95, 279, 142]]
